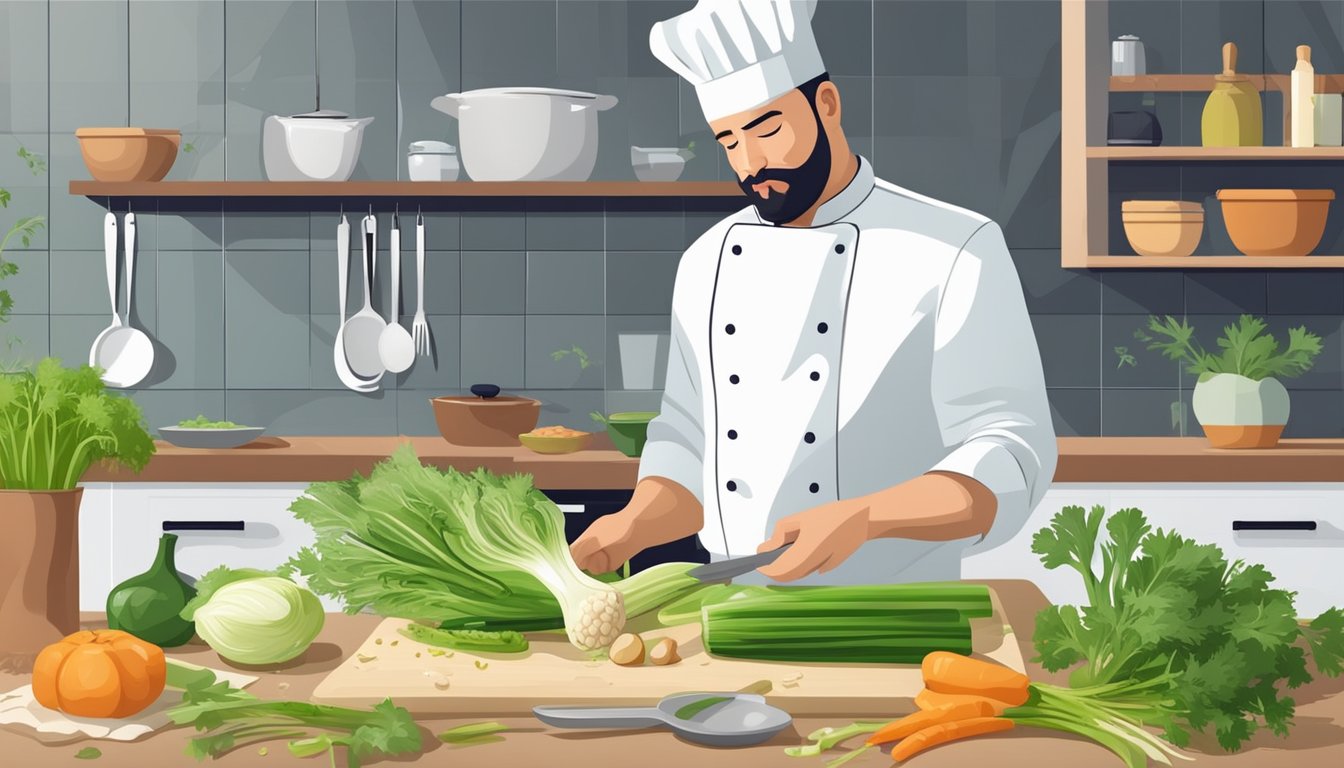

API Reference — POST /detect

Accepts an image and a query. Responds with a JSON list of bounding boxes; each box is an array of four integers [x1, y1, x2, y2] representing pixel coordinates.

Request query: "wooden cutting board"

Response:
[[311, 587, 1025, 716]]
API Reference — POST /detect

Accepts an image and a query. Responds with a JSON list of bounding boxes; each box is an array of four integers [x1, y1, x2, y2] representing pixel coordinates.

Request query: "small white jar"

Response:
[[407, 141, 460, 181]]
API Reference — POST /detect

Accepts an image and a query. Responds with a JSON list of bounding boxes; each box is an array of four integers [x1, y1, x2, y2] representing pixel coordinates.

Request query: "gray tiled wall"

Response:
[[3, 1, 1344, 438]]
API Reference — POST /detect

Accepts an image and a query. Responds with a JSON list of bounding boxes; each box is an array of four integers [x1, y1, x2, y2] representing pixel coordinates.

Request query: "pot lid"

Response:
[[1216, 189, 1336, 201], [456, 86, 606, 101], [75, 127, 181, 137], [1121, 200, 1203, 214], [409, 140, 457, 155], [289, 108, 351, 119]]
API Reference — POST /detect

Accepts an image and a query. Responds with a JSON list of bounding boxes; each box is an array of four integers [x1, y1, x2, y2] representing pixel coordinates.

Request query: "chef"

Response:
[[571, 0, 1057, 585]]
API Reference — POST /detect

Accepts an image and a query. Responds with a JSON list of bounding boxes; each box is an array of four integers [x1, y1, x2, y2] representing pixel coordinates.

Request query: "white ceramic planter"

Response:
[[1191, 373, 1290, 448]]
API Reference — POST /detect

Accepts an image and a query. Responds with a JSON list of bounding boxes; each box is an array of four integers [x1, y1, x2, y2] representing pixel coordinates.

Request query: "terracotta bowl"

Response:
[[75, 128, 181, 182], [1217, 189, 1334, 257], [1121, 200, 1204, 257], [1202, 424, 1284, 449], [430, 395, 540, 446]]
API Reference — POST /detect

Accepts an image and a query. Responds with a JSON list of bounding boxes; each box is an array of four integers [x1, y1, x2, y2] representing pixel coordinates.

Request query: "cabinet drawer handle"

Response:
[[1232, 520, 1316, 532], [162, 520, 246, 532]]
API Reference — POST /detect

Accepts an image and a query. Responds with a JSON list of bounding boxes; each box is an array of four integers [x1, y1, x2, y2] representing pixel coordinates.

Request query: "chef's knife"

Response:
[[687, 543, 794, 583]]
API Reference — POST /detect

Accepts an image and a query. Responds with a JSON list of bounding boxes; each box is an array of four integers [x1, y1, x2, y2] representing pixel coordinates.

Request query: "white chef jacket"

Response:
[[637, 156, 1057, 586]]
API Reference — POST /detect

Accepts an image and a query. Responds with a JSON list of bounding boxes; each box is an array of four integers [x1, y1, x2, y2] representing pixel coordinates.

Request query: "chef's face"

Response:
[[710, 82, 840, 224]]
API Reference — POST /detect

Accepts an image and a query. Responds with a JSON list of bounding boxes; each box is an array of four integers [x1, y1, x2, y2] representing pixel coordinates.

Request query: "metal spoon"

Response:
[[88, 213, 121, 368], [377, 211, 416, 373], [332, 214, 378, 392], [342, 214, 387, 379], [95, 212, 153, 388], [533, 693, 793, 747]]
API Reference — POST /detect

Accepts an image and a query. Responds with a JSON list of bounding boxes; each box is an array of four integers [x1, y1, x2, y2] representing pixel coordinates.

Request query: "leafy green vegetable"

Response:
[[185, 568, 325, 665], [1136, 314, 1322, 381], [73, 747, 101, 760], [397, 624, 528, 654], [438, 721, 508, 746], [1027, 505, 1344, 754], [0, 358, 155, 489], [165, 662, 421, 767], [177, 414, 249, 429], [290, 445, 701, 650]]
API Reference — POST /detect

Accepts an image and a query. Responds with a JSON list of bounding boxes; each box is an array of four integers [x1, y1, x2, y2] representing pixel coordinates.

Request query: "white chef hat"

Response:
[[649, 0, 826, 123]]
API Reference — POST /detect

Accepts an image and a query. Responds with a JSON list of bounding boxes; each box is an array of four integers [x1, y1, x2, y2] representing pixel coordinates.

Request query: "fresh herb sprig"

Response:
[[1030, 505, 1344, 752], [0, 358, 154, 489], [1136, 314, 1322, 381]]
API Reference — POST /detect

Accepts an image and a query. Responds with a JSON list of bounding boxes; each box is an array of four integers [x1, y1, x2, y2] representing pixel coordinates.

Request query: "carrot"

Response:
[[888, 717, 1015, 763], [914, 689, 1011, 715], [866, 701, 995, 746], [921, 652, 1030, 706]]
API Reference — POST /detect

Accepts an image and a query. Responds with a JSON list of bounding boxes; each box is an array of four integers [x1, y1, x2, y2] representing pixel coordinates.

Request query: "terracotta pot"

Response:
[[1216, 188, 1333, 257], [1192, 373, 1290, 449], [431, 392, 541, 446], [0, 488, 82, 670]]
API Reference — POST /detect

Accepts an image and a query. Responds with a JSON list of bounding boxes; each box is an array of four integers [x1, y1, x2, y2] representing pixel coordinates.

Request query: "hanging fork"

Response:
[[411, 208, 431, 356]]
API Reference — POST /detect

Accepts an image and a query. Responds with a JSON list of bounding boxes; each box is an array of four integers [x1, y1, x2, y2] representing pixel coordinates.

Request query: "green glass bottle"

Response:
[[106, 532, 198, 647]]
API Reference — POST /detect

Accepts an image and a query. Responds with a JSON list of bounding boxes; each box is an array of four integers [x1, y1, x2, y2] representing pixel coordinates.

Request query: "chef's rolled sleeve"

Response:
[[927, 221, 1058, 552], [636, 313, 706, 503]]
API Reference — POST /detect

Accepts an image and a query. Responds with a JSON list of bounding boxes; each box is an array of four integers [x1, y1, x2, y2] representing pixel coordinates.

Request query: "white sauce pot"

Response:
[[431, 88, 618, 182]]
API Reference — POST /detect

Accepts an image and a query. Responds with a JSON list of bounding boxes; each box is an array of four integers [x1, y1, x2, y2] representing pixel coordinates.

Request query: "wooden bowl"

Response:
[[1217, 189, 1334, 257], [75, 128, 181, 182], [1121, 200, 1204, 257]]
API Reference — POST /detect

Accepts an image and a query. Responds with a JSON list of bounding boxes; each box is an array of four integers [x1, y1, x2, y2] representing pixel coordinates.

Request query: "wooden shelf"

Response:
[[1088, 146, 1344, 160], [1110, 73, 1344, 93], [1077, 255, 1344, 269], [69, 180, 745, 199]]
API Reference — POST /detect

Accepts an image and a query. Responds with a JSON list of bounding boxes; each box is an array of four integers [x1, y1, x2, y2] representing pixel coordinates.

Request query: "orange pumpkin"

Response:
[[32, 629, 166, 718]]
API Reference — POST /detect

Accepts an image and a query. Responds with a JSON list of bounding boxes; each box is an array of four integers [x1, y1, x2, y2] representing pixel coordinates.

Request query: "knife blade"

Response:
[[687, 543, 794, 583]]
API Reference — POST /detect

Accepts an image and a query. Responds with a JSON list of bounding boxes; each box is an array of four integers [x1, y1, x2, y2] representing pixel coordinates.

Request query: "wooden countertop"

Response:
[[81, 437, 1344, 486], [3, 581, 1340, 767]]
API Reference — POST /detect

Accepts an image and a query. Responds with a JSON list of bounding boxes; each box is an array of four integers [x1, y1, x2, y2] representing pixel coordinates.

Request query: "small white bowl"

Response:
[[632, 146, 693, 182]]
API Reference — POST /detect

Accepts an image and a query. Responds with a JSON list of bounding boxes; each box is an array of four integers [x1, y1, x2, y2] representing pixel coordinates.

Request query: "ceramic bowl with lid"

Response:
[[430, 384, 540, 446], [1121, 200, 1205, 258], [408, 140, 460, 181]]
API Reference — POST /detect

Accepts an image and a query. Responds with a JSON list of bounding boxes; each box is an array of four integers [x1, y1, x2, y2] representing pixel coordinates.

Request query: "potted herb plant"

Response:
[[1137, 315, 1322, 448], [0, 358, 154, 667]]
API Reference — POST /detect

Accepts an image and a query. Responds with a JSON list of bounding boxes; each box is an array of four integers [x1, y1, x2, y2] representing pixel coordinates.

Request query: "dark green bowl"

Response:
[[605, 411, 657, 457]]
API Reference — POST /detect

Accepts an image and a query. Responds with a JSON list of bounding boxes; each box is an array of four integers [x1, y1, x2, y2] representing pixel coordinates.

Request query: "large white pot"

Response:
[[1191, 373, 1290, 448], [431, 88, 618, 182], [263, 115, 374, 182]]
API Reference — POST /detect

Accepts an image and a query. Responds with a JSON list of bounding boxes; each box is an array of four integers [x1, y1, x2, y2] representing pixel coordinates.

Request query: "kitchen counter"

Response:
[[2, 580, 1340, 767], [81, 436, 1344, 486]]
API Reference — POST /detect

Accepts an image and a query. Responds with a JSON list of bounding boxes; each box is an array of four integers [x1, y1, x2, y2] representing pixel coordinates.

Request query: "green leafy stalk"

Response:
[[165, 662, 421, 768]]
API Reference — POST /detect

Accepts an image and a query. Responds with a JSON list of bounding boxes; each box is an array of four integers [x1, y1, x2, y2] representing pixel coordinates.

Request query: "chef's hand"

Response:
[[755, 498, 870, 582], [570, 512, 641, 575]]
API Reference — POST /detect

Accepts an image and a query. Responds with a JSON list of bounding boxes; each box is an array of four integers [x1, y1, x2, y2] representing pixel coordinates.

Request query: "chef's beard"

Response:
[[739, 106, 833, 225]]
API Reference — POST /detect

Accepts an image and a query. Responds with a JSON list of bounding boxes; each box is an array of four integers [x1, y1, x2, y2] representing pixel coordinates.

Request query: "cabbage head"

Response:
[[182, 568, 324, 665]]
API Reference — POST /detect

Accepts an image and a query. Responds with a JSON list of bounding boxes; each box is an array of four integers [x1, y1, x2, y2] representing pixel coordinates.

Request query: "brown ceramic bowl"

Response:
[[1217, 189, 1334, 257], [75, 128, 181, 182], [430, 392, 540, 446], [1121, 200, 1204, 257]]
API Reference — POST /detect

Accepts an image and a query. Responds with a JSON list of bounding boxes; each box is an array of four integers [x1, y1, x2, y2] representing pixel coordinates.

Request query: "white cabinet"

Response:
[[78, 483, 114, 614], [83, 483, 342, 612], [961, 483, 1344, 618]]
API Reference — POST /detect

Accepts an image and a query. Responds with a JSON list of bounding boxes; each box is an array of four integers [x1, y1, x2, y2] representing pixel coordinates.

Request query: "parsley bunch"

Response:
[[1136, 314, 1322, 381], [165, 663, 421, 767], [1029, 505, 1344, 753]]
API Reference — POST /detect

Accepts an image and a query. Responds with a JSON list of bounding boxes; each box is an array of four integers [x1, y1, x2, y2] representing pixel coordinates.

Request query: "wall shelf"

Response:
[[1062, 3, 1344, 269], [1082, 255, 1344, 269], [69, 180, 745, 199], [1087, 146, 1344, 161], [1110, 73, 1344, 93]]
